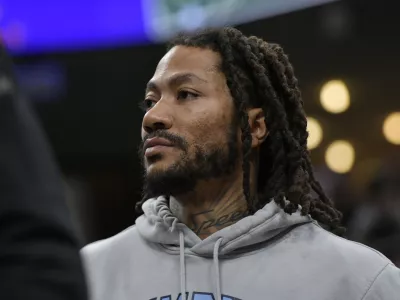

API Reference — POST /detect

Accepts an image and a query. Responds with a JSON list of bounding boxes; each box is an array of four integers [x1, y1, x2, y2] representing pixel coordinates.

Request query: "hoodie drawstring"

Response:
[[213, 238, 223, 300], [179, 232, 186, 300], [179, 232, 223, 300]]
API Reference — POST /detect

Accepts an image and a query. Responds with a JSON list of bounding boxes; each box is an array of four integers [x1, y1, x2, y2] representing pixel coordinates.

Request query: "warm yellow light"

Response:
[[383, 112, 400, 145], [325, 140, 355, 173], [320, 80, 350, 113], [307, 117, 323, 150]]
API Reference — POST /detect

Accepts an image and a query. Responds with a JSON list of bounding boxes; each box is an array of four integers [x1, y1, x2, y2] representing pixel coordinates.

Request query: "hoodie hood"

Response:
[[136, 195, 312, 257]]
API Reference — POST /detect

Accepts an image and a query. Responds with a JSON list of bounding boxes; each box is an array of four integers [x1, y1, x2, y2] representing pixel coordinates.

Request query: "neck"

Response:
[[170, 175, 250, 239]]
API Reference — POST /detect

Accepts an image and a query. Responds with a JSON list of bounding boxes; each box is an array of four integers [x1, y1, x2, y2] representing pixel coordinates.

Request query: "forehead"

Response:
[[154, 46, 222, 79]]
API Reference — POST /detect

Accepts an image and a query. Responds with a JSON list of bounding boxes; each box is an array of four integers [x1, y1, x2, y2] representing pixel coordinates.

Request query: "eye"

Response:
[[139, 99, 156, 112], [177, 90, 199, 101]]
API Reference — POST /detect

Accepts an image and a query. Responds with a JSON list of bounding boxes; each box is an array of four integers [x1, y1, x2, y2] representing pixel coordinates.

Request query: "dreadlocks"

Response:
[[137, 27, 344, 234]]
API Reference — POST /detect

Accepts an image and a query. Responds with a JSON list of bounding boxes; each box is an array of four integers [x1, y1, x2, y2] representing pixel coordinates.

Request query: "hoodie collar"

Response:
[[135, 196, 312, 257]]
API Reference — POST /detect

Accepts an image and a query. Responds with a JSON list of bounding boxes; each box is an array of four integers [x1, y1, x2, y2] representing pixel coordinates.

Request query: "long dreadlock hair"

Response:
[[136, 27, 344, 234]]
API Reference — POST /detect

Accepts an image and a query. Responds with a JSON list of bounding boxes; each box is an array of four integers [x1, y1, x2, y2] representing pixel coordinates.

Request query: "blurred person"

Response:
[[82, 27, 400, 300], [347, 159, 400, 265], [0, 43, 87, 298]]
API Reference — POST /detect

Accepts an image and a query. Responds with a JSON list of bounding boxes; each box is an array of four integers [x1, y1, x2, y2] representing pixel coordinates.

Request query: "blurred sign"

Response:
[[0, 0, 337, 55], [142, 0, 339, 42]]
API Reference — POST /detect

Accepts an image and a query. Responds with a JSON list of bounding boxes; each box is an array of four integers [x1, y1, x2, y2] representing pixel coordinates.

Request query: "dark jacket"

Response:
[[0, 45, 87, 299]]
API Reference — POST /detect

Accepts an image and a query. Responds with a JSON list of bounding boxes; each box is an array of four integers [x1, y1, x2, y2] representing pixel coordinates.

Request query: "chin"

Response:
[[145, 157, 174, 174]]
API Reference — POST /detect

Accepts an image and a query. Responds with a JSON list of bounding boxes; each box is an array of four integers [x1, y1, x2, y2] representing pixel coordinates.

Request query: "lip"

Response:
[[144, 137, 174, 157], [144, 137, 173, 150]]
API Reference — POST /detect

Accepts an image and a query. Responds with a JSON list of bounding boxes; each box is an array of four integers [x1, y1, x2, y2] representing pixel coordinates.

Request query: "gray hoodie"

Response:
[[82, 196, 400, 300]]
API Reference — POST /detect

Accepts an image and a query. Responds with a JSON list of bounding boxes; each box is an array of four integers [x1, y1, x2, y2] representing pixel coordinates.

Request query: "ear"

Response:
[[247, 108, 268, 148]]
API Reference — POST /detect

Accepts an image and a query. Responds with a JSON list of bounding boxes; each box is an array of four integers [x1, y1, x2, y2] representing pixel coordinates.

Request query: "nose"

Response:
[[142, 100, 173, 135]]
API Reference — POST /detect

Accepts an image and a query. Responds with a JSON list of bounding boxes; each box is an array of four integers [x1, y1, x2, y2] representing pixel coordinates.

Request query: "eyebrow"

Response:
[[145, 72, 208, 95]]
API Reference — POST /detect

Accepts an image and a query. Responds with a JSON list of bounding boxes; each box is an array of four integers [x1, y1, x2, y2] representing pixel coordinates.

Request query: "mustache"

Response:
[[138, 130, 188, 156]]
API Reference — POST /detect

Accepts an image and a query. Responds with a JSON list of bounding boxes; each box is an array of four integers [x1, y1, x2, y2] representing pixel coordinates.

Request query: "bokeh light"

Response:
[[307, 117, 323, 150], [383, 112, 400, 145], [325, 140, 355, 173], [320, 80, 350, 114]]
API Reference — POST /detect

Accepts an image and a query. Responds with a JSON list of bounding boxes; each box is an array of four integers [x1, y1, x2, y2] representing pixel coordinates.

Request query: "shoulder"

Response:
[[81, 225, 146, 266], [308, 223, 390, 264], [289, 223, 400, 298], [81, 225, 153, 299], [292, 222, 394, 280], [80, 225, 152, 295]]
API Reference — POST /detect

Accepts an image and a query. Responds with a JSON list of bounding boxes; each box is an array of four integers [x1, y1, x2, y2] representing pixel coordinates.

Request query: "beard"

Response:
[[138, 123, 240, 199]]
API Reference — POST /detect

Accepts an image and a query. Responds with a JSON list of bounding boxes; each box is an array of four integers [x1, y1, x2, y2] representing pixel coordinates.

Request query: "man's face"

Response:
[[139, 46, 241, 198]]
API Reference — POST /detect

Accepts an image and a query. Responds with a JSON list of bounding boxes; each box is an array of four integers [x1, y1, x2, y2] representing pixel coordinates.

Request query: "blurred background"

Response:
[[2, 0, 399, 265]]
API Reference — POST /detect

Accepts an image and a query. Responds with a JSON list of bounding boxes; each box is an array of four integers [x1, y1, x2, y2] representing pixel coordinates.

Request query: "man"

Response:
[[82, 27, 400, 300], [0, 43, 87, 299]]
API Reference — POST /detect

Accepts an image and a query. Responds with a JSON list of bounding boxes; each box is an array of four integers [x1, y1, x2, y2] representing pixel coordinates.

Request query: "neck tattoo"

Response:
[[189, 208, 249, 238]]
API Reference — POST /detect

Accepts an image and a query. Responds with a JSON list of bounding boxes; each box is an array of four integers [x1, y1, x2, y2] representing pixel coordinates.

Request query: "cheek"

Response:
[[189, 111, 232, 146]]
